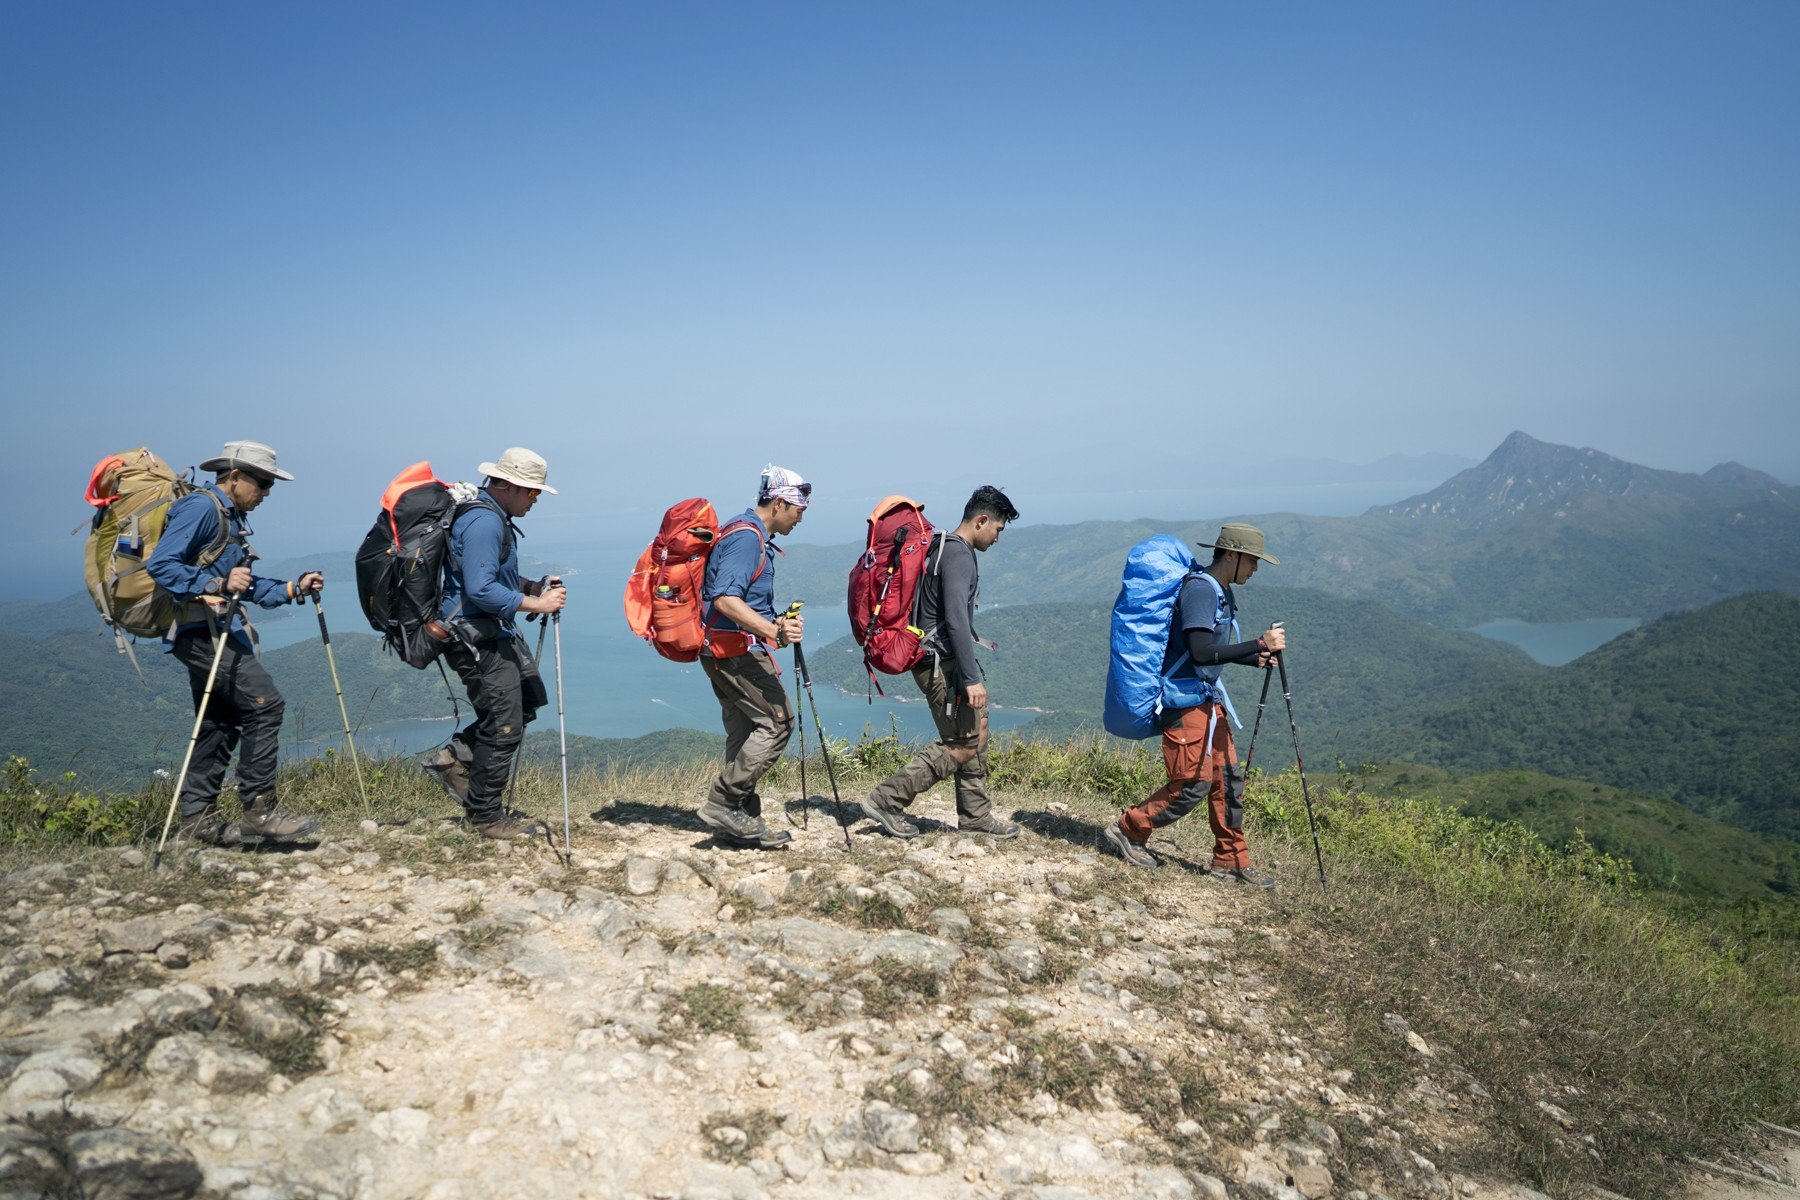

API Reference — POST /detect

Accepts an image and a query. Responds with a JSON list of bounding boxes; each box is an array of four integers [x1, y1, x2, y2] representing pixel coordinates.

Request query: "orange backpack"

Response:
[[623, 499, 768, 661]]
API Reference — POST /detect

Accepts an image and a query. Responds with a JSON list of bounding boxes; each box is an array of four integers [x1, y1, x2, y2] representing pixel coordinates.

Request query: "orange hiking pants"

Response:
[[1117, 702, 1250, 870]]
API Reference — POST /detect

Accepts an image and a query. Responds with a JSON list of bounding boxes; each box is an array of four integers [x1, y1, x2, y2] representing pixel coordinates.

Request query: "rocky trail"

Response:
[[2, 788, 1793, 1200]]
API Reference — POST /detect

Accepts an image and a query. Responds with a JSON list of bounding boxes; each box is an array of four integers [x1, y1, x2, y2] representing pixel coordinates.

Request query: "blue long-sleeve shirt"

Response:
[[440, 490, 523, 629], [146, 484, 294, 648]]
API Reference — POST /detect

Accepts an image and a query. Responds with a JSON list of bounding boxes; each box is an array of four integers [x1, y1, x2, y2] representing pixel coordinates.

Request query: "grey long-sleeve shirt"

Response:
[[916, 533, 983, 689]]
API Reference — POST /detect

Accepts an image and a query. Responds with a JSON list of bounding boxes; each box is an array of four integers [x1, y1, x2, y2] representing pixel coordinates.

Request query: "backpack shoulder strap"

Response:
[[717, 518, 770, 586], [452, 493, 517, 565], [195, 489, 233, 568]]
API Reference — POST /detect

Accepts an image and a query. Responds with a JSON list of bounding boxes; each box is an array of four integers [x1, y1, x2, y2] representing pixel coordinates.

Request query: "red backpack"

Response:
[[847, 495, 936, 689], [624, 500, 767, 661]]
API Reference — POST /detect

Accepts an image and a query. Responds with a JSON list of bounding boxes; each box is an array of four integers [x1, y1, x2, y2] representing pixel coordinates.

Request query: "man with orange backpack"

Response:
[[859, 485, 1021, 840], [695, 465, 810, 850]]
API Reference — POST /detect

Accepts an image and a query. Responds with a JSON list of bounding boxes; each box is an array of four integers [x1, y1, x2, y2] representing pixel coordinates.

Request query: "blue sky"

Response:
[[4, 1, 1797, 589]]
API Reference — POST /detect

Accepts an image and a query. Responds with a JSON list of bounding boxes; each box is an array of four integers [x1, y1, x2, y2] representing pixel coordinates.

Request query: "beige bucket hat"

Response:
[[1196, 523, 1279, 564], [200, 440, 295, 481], [479, 447, 558, 495]]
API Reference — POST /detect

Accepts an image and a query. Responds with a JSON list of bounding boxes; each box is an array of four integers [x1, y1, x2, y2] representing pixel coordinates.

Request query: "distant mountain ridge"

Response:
[[1379, 431, 1793, 527]]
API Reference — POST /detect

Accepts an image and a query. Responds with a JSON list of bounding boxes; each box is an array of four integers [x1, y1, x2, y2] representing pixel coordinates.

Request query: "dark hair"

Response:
[[962, 485, 1019, 525]]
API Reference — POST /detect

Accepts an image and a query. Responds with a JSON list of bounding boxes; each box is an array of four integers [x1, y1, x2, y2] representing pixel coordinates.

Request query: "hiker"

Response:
[[1103, 523, 1286, 884], [145, 441, 323, 847], [694, 465, 810, 850], [420, 448, 566, 840], [860, 486, 1023, 839]]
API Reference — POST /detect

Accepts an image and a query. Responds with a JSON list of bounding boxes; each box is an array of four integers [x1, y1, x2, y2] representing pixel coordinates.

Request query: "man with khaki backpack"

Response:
[[146, 441, 323, 847]]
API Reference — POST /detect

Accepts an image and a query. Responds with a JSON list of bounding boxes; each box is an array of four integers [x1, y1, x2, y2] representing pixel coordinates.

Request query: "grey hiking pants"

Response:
[[172, 632, 285, 819], [701, 651, 793, 811], [865, 658, 992, 822]]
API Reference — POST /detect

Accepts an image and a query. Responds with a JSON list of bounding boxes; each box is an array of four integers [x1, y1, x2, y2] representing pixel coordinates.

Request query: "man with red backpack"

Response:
[[695, 465, 810, 850], [859, 485, 1021, 840]]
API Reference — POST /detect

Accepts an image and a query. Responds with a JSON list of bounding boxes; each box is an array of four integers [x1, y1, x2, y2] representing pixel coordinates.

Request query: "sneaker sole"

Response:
[[960, 825, 1021, 839], [239, 821, 321, 845], [857, 798, 921, 839], [1101, 824, 1158, 868]]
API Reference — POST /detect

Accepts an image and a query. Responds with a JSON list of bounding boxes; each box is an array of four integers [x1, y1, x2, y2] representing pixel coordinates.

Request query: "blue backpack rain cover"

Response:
[[1104, 535, 1204, 739]]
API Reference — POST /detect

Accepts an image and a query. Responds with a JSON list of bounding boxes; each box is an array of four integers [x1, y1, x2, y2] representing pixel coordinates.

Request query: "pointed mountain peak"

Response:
[[1703, 461, 1789, 492], [1377, 434, 1707, 527]]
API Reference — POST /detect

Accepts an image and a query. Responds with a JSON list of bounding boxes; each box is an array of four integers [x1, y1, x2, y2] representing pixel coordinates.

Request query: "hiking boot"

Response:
[[858, 792, 921, 839], [475, 813, 546, 841], [177, 808, 241, 848], [239, 796, 320, 844], [1212, 865, 1276, 889], [420, 747, 471, 806], [697, 800, 793, 850], [1101, 822, 1159, 869], [959, 814, 1021, 839]]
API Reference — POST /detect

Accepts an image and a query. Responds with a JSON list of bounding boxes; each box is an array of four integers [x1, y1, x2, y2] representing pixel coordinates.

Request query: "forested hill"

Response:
[[1357, 592, 1800, 840], [776, 432, 1799, 627], [807, 584, 1545, 762], [0, 629, 449, 784]]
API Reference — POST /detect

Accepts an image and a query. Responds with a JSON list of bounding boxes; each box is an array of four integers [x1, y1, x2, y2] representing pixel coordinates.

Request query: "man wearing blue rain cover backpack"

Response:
[[1102, 524, 1286, 885]]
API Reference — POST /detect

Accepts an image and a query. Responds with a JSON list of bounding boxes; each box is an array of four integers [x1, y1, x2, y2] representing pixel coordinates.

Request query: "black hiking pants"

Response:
[[445, 635, 546, 823], [172, 632, 285, 819]]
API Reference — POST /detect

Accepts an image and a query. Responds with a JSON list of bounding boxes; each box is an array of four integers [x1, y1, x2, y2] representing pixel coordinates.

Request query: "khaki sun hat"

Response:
[[200, 440, 295, 481], [1196, 523, 1279, 565], [479, 447, 558, 495]]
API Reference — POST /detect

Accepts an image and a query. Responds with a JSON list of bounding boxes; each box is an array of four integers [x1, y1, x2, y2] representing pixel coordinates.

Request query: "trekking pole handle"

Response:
[[524, 575, 560, 622]]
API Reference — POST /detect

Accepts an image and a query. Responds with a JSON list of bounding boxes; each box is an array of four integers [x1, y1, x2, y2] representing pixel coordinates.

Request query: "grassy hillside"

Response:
[[0, 627, 451, 785], [1355, 763, 1799, 900], [1359, 592, 1800, 840], [807, 585, 1545, 764]]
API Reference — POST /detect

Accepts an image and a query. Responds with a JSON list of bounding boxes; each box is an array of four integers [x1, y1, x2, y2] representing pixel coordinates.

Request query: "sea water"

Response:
[[1468, 617, 1641, 666]]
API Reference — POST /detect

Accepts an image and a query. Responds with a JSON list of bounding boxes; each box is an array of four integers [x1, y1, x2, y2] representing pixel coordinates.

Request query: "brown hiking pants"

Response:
[[701, 651, 793, 810], [1117, 702, 1250, 870], [864, 659, 993, 822]]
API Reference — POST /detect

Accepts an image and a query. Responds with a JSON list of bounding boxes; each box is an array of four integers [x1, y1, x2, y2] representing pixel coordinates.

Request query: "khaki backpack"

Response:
[[82, 448, 228, 657]]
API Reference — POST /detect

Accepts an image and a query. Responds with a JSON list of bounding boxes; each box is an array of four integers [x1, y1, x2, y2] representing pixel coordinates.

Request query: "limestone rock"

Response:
[[98, 917, 166, 955], [193, 1042, 271, 1093], [624, 854, 663, 895], [66, 1126, 203, 1200], [997, 942, 1045, 981]]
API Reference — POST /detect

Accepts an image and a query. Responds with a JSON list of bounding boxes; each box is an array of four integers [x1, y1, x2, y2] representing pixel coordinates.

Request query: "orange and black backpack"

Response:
[[353, 462, 506, 668], [624, 500, 769, 662]]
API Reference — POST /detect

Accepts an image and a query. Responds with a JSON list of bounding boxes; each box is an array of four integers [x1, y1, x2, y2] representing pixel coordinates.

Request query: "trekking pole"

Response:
[[504, 585, 554, 816], [1241, 624, 1280, 773], [153, 592, 243, 870], [782, 602, 851, 850], [1274, 648, 1327, 891], [310, 591, 371, 816], [552, 609, 572, 863], [787, 655, 810, 830]]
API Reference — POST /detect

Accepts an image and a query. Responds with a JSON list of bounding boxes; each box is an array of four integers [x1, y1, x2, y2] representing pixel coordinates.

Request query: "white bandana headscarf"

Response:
[[758, 464, 811, 508]]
